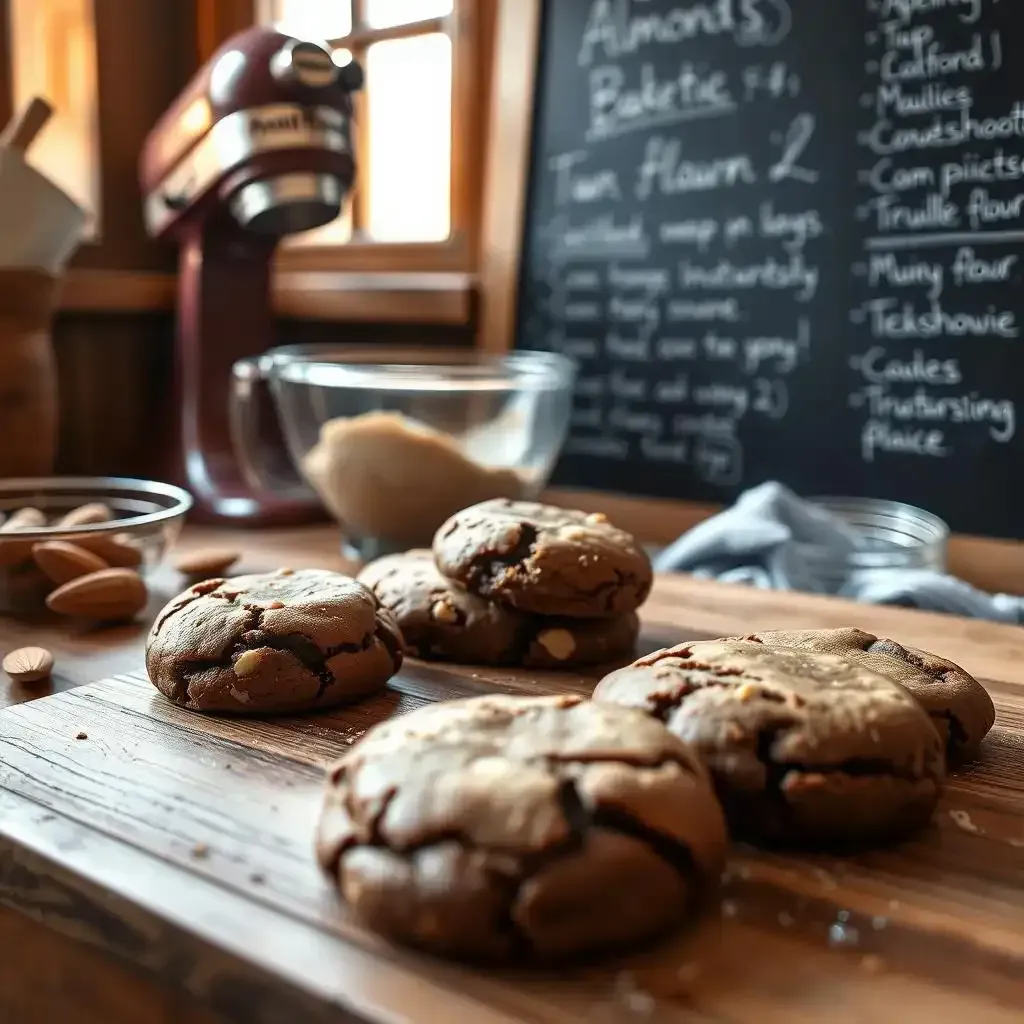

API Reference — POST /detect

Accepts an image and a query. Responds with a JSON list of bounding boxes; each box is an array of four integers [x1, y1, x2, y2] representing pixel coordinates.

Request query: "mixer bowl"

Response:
[[230, 346, 577, 559]]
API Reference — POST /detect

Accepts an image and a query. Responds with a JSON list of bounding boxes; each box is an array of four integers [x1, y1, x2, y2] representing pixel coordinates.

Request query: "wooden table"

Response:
[[1, 526, 1023, 1023]]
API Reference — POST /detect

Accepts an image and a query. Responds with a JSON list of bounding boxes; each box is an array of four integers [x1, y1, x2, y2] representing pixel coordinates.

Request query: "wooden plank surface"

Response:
[[2, 609, 1024, 1023], [3, 522, 1024, 1022]]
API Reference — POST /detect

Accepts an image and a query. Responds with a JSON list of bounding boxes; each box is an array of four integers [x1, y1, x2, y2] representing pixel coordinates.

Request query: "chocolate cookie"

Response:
[[316, 694, 727, 963], [738, 629, 995, 763], [433, 500, 653, 618], [358, 550, 639, 669], [594, 639, 945, 847], [146, 569, 404, 715]]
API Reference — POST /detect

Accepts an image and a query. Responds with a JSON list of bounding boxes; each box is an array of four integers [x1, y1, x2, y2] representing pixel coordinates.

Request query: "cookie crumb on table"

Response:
[[75, 731, 88, 740]]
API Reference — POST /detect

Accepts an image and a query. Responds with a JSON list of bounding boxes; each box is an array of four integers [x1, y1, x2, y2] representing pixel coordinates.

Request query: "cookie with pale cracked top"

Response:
[[432, 499, 653, 618], [358, 549, 639, 669], [737, 628, 994, 763], [316, 693, 727, 963], [146, 568, 403, 715], [593, 639, 945, 848]]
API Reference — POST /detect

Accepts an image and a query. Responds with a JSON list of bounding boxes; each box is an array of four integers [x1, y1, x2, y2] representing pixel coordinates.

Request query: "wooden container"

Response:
[[0, 269, 62, 476]]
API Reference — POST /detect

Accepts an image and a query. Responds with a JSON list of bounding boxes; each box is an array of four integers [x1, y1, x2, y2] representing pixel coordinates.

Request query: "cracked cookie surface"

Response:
[[737, 628, 995, 763], [593, 639, 945, 848], [358, 550, 639, 669], [432, 499, 653, 618], [316, 693, 727, 963], [146, 569, 404, 715]]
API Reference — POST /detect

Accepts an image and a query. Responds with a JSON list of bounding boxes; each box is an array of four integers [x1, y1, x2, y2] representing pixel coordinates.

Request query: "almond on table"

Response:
[[174, 548, 240, 577], [2, 646, 54, 684]]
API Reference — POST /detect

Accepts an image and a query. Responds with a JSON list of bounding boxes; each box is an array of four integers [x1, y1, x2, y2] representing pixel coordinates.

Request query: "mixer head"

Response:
[[140, 25, 363, 242]]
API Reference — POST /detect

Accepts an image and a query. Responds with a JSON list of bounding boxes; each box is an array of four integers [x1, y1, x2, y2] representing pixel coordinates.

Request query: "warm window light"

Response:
[[8, 0, 101, 238], [364, 0, 453, 29], [366, 33, 451, 242], [259, 0, 351, 39], [257, 0, 455, 248]]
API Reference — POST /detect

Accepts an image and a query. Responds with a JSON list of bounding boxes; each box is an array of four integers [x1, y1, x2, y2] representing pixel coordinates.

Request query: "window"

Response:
[[7, 0, 101, 239], [256, 0, 477, 268]]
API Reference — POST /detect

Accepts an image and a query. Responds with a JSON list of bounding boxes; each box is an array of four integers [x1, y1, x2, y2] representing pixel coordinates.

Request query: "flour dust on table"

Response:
[[517, 0, 1024, 538]]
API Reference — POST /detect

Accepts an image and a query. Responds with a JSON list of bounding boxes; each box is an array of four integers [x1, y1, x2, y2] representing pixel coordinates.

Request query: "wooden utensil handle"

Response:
[[0, 97, 54, 153]]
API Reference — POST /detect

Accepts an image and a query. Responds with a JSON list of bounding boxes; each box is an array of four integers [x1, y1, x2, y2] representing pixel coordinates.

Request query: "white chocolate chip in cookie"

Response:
[[229, 685, 251, 704], [537, 628, 576, 661], [431, 599, 459, 624], [562, 527, 591, 542], [234, 650, 262, 677]]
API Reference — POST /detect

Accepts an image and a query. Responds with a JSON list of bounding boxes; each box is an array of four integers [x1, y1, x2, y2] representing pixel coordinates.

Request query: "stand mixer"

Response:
[[140, 25, 363, 525]]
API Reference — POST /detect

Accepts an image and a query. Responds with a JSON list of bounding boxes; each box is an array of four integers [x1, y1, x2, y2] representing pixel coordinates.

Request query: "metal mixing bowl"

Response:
[[0, 476, 193, 614]]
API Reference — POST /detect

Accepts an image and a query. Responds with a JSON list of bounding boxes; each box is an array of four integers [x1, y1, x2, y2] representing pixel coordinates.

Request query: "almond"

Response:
[[2, 646, 54, 684], [0, 507, 47, 568], [174, 548, 240, 577], [32, 541, 110, 585], [58, 502, 113, 528], [69, 531, 143, 568], [2, 507, 46, 531], [46, 567, 148, 621]]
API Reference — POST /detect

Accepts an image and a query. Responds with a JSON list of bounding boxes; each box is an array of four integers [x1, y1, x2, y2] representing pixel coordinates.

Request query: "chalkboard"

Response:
[[515, 0, 1023, 539]]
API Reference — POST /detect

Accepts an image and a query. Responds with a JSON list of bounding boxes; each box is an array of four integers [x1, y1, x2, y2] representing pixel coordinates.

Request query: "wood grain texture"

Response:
[[0, 903, 221, 1024], [2, 546, 1024, 1021]]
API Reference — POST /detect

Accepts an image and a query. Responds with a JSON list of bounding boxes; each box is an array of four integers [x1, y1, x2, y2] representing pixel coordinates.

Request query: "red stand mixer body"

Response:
[[140, 26, 362, 526]]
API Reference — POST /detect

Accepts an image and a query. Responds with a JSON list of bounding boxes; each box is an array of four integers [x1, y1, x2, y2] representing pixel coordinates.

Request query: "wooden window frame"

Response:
[[200, 0, 483, 278], [0, 0, 487, 319], [477, 0, 541, 353]]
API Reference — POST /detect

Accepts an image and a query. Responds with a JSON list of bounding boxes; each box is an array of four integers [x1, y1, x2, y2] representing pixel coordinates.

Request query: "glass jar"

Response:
[[790, 496, 949, 597]]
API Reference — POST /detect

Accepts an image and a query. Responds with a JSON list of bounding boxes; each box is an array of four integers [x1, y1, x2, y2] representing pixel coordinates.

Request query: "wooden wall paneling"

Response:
[[0, 0, 12, 127], [476, 0, 541, 353], [75, 0, 197, 272], [52, 312, 175, 477], [271, 316, 475, 351], [195, 0, 253, 63]]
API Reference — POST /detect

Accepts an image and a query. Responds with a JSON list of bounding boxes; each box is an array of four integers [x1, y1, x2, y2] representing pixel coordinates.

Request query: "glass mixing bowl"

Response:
[[231, 346, 576, 559]]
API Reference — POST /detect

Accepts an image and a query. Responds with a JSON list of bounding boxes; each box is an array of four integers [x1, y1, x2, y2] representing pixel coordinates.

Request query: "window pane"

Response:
[[8, 0, 100, 238], [284, 46, 355, 248], [366, 34, 451, 242], [364, 0, 453, 29], [257, 0, 352, 40]]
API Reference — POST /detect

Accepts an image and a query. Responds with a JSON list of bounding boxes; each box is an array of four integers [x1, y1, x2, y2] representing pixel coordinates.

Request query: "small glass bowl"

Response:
[[0, 476, 193, 614], [792, 496, 949, 596]]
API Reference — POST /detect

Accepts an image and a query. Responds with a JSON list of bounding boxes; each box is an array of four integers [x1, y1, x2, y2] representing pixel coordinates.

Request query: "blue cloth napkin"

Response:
[[654, 481, 1024, 625]]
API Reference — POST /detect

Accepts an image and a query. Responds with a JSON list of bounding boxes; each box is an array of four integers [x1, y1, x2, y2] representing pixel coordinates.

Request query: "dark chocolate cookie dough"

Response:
[[316, 694, 727, 963], [738, 628, 994, 762], [432, 499, 653, 618], [146, 569, 403, 715], [358, 550, 639, 669], [594, 640, 945, 847]]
